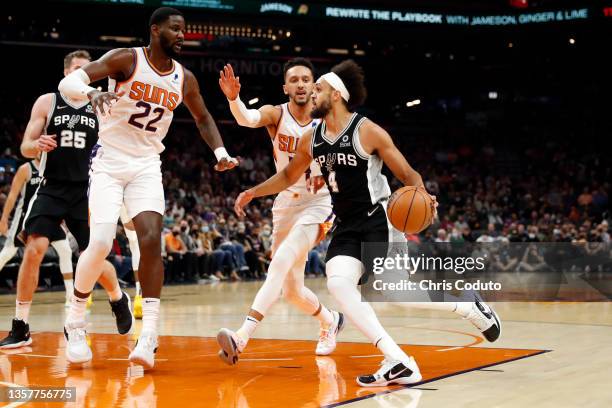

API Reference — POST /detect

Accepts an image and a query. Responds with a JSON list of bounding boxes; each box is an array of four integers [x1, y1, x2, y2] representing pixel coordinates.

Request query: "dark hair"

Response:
[[331, 59, 367, 109], [283, 57, 314, 79], [149, 7, 183, 26], [63, 50, 91, 69]]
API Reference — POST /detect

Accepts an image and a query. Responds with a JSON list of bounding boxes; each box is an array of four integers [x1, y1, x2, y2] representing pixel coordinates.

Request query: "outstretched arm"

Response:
[[183, 68, 238, 172], [58, 48, 134, 115], [219, 64, 280, 128], [0, 164, 30, 235], [234, 130, 314, 217], [21, 93, 56, 158]]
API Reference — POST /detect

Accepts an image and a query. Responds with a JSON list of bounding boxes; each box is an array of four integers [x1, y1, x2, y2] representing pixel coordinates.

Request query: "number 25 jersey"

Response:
[[100, 47, 185, 157]]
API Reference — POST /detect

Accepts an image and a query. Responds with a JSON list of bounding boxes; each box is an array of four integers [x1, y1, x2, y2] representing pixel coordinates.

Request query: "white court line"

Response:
[[15, 354, 56, 358], [106, 358, 168, 361], [240, 358, 293, 361], [350, 354, 384, 359], [436, 346, 463, 352]]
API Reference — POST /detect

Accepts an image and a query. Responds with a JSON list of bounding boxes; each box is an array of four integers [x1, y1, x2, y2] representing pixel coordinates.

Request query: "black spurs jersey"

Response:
[[22, 161, 41, 209], [42, 93, 98, 182], [311, 113, 391, 219]]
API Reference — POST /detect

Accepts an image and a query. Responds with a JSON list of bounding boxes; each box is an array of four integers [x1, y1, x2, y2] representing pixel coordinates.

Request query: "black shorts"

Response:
[[24, 179, 88, 250], [325, 202, 391, 285]]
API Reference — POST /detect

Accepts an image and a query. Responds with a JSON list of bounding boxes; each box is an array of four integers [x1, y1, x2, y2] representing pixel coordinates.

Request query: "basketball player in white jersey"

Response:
[[0, 158, 74, 306], [59, 7, 238, 368], [216, 60, 342, 365]]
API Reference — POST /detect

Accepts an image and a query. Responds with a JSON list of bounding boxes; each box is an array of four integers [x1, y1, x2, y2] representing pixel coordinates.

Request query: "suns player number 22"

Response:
[[128, 101, 165, 132]]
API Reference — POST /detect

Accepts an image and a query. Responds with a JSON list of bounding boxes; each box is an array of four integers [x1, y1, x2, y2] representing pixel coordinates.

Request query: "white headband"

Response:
[[317, 72, 350, 102]]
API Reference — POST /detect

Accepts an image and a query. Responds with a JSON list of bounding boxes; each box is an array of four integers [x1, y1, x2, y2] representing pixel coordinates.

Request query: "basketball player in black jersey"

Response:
[[0, 158, 75, 312], [0, 51, 132, 349], [235, 60, 501, 387]]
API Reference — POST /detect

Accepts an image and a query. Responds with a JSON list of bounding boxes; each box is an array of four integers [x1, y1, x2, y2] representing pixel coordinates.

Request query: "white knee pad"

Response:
[[124, 227, 140, 271], [50, 239, 74, 274], [87, 223, 117, 257], [326, 256, 363, 285]]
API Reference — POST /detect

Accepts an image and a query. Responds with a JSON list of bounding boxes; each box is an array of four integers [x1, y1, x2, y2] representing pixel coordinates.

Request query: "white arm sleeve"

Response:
[[228, 96, 262, 128], [58, 69, 96, 101]]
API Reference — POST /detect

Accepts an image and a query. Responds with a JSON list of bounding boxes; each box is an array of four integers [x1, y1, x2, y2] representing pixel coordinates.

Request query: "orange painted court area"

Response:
[[0, 332, 547, 407]]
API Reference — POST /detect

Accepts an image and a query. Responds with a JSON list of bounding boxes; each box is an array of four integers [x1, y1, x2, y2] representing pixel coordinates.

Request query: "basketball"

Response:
[[387, 186, 434, 234]]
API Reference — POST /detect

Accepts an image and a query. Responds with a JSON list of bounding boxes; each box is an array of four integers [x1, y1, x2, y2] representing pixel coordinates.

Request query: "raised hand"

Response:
[[218, 64, 241, 101]]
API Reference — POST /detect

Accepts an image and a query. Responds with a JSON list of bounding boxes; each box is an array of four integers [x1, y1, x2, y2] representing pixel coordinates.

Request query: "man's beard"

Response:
[[311, 100, 331, 119], [160, 36, 179, 58]]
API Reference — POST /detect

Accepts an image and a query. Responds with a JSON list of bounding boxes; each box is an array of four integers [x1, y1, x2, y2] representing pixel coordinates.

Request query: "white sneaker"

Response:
[[129, 331, 158, 369], [316, 311, 345, 356], [464, 300, 501, 342], [356, 357, 422, 387], [216, 328, 246, 365], [64, 321, 92, 364]]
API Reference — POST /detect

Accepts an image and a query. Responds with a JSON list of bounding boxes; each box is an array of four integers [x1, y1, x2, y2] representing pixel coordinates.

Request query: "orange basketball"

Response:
[[387, 186, 435, 234]]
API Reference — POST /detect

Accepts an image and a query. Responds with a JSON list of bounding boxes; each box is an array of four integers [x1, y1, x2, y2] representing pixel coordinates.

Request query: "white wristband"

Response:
[[214, 147, 229, 161], [228, 96, 262, 128], [58, 68, 96, 101]]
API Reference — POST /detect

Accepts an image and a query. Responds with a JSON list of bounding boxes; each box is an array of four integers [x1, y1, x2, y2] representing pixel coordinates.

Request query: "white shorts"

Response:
[[271, 191, 333, 254], [89, 143, 164, 225]]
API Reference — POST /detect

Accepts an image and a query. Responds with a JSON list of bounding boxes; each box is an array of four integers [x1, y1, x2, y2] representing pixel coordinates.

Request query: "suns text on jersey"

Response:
[[129, 81, 180, 111]]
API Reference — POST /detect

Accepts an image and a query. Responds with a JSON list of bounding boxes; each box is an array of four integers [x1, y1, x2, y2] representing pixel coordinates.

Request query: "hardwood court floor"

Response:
[[0, 279, 611, 407]]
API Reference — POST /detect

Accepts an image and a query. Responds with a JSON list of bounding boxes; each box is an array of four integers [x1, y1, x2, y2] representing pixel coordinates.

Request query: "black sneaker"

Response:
[[464, 300, 501, 342], [356, 357, 422, 387], [109, 292, 133, 335], [0, 319, 32, 349]]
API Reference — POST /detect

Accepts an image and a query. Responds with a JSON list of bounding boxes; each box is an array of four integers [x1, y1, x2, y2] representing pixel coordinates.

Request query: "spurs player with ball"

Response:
[[58, 7, 237, 368], [235, 60, 501, 386], [216, 59, 342, 365]]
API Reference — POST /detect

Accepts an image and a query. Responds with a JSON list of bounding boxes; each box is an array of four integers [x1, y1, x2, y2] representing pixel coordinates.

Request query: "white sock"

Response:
[[236, 316, 260, 343], [135, 281, 141, 297], [108, 285, 123, 302], [376, 335, 409, 362], [64, 279, 74, 299], [313, 304, 335, 329], [399, 302, 472, 318], [66, 296, 88, 325], [142, 298, 160, 333], [15, 300, 32, 323]]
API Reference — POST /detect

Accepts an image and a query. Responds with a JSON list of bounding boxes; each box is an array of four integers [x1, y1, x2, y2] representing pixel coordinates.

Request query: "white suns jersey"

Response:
[[98, 47, 185, 157], [273, 103, 329, 196]]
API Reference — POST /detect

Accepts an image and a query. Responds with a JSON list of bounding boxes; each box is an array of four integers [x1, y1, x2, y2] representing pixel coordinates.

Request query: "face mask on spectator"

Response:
[[201, 226, 210, 233]]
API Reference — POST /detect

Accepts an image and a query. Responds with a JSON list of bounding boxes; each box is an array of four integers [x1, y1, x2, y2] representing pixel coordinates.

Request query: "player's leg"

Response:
[[64, 168, 125, 363], [0, 233, 49, 348], [69, 197, 132, 330], [121, 208, 142, 319], [279, 224, 340, 355], [123, 158, 165, 369], [326, 255, 422, 387], [216, 222, 317, 364], [49, 238, 74, 306]]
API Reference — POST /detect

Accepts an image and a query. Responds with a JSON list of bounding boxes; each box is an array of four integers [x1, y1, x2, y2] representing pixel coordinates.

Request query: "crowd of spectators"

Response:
[[1, 114, 610, 288]]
